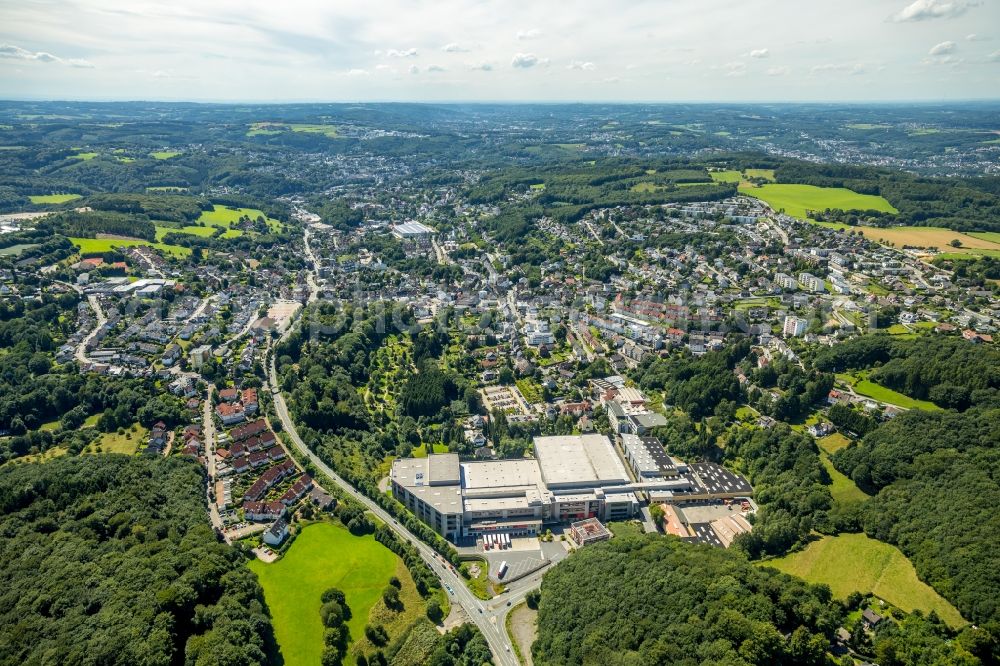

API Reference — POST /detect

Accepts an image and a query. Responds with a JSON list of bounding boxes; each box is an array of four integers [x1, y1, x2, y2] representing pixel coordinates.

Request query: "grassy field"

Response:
[[154, 224, 218, 240], [0, 243, 40, 256], [198, 204, 282, 233], [69, 237, 191, 257], [765, 533, 965, 628], [805, 220, 1000, 256], [515, 378, 543, 403], [249, 522, 400, 666], [709, 170, 742, 183], [71, 152, 98, 161], [820, 453, 869, 505], [29, 193, 81, 204], [853, 378, 941, 411], [410, 442, 449, 458], [817, 432, 852, 455], [248, 122, 339, 138], [146, 186, 188, 192], [149, 151, 181, 160], [739, 183, 898, 219], [85, 425, 146, 455], [744, 168, 776, 181]]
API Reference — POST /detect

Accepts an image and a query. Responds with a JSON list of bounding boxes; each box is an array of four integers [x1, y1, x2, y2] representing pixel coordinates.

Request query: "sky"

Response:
[[0, 0, 998, 102]]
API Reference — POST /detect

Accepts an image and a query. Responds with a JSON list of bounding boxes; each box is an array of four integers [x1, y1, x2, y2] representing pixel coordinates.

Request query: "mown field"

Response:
[[29, 193, 81, 204], [69, 237, 191, 257], [149, 151, 181, 160], [198, 204, 283, 233], [764, 533, 965, 628], [739, 183, 898, 219], [249, 522, 399, 665], [70, 236, 191, 257]]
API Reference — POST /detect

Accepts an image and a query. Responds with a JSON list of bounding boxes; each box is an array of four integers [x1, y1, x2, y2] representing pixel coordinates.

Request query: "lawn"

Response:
[[853, 378, 941, 411], [149, 151, 181, 160], [30, 193, 81, 204], [85, 425, 146, 455], [817, 433, 852, 455], [69, 236, 191, 257], [198, 204, 283, 233], [249, 522, 400, 666], [764, 533, 965, 628], [410, 442, 449, 458], [71, 152, 98, 161], [0, 243, 39, 257], [739, 183, 897, 219]]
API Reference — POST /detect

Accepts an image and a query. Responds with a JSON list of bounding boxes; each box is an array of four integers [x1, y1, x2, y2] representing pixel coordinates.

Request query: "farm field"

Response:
[[198, 204, 282, 233], [739, 183, 897, 219], [146, 186, 188, 192], [70, 152, 98, 160], [248, 122, 339, 138], [29, 193, 81, 204], [149, 151, 181, 159], [249, 522, 399, 666], [69, 236, 191, 257], [709, 170, 742, 183], [765, 533, 965, 628], [154, 224, 218, 240], [743, 168, 775, 181]]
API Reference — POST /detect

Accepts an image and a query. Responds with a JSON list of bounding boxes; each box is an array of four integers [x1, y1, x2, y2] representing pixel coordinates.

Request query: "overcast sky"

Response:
[[0, 0, 998, 102]]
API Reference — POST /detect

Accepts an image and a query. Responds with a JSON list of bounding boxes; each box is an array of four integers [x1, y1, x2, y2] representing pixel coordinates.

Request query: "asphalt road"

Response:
[[267, 335, 523, 666]]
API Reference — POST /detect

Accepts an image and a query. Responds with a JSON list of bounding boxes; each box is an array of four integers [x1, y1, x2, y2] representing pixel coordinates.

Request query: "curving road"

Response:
[[267, 349, 521, 665], [266, 228, 524, 664]]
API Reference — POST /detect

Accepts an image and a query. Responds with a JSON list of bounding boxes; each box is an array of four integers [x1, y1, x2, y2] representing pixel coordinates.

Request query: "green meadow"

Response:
[[740, 183, 897, 219], [149, 151, 181, 160], [198, 204, 283, 233], [765, 533, 965, 628], [709, 170, 742, 183], [29, 193, 81, 204], [249, 522, 399, 666], [70, 237, 191, 257], [70, 152, 98, 161]]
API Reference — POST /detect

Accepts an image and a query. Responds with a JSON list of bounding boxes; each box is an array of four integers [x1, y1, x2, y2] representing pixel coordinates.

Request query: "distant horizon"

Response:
[[3, 97, 1000, 106], [2, 0, 998, 102]]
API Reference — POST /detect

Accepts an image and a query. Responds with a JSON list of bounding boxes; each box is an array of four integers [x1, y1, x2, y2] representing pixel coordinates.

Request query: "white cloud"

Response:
[[385, 48, 417, 58], [749, 48, 770, 58], [516, 28, 541, 40], [717, 61, 747, 77], [345, 68, 369, 77], [441, 43, 468, 53], [0, 43, 93, 68], [891, 0, 972, 22], [811, 62, 867, 75], [567, 60, 596, 70], [470, 61, 493, 71], [990, 49, 1000, 61], [512, 52, 545, 68], [928, 40, 956, 55], [408, 64, 419, 74], [426, 64, 445, 72], [767, 66, 790, 76]]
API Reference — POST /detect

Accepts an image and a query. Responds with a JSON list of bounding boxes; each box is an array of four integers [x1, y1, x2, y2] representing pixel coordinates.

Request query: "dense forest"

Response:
[[0, 456, 277, 666], [533, 532, 997, 666], [813, 334, 1000, 410], [635, 341, 749, 419], [833, 406, 1000, 626]]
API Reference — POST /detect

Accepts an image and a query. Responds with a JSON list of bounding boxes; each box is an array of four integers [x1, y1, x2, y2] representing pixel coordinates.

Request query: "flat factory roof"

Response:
[[533, 434, 630, 489]]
